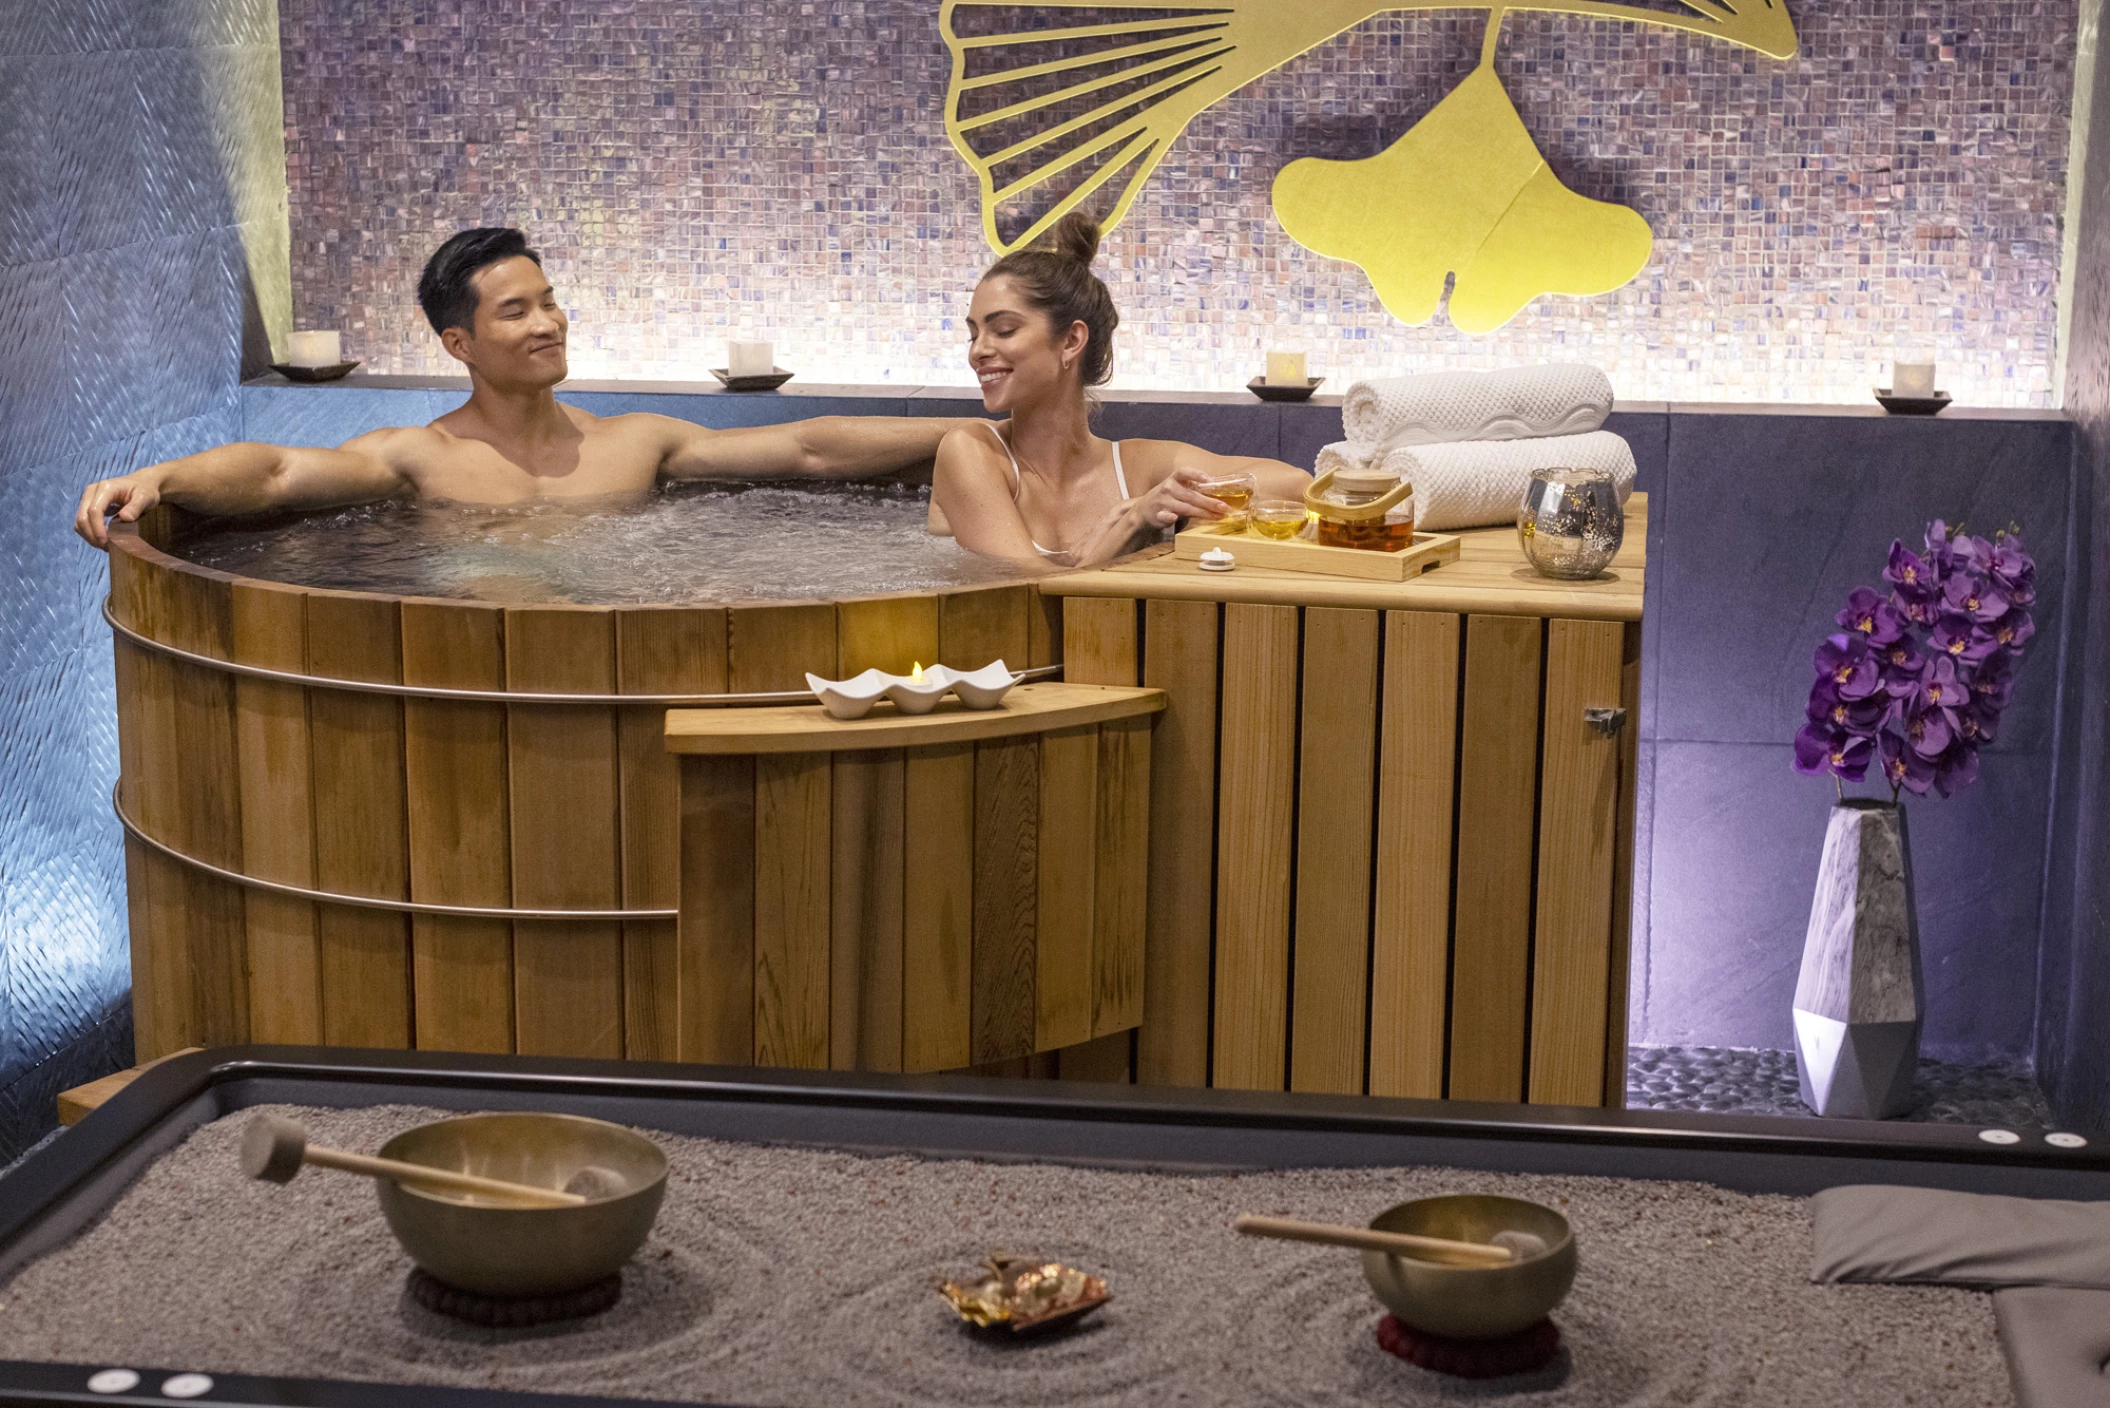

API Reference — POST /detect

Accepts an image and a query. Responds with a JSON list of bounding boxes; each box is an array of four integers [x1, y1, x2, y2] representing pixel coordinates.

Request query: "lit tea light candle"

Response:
[[1892, 361, 1937, 398], [287, 330, 341, 368], [729, 340, 774, 378], [1265, 351, 1308, 388]]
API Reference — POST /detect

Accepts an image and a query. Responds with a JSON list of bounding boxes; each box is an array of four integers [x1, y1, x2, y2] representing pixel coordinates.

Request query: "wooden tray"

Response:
[[1173, 523, 1461, 582]]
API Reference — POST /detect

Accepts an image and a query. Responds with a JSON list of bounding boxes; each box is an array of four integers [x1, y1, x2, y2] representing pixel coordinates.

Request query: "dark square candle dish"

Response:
[[270, 361, 362, 383], [1, 1047, 2099, 1408], [710, 367, 797, 392], [1247, 376, 1325, 402], [1874, 388, 1952, 415]]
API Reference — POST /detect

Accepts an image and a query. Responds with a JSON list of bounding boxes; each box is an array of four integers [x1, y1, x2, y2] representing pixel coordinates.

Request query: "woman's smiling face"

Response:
[[966, 274, 1086, 414]]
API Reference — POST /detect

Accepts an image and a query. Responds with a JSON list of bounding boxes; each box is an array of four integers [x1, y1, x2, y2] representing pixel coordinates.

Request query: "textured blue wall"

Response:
[[0, 0, 287, 1160]]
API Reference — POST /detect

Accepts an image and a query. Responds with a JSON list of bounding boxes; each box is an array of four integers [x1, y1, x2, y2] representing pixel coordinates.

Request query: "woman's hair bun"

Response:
[[1045, 211, 1103, 266]]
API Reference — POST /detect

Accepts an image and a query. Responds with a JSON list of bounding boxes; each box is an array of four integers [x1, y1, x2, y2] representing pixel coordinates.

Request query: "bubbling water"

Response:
[[174, 482, 1025, 605]]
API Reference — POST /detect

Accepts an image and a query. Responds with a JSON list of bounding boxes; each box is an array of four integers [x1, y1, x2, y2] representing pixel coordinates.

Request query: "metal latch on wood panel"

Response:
[[1583, 707, 1627, 738]]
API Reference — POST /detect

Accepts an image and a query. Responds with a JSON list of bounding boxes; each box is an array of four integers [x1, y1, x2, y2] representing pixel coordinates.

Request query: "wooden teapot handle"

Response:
[[1304, 469, 1414, 522]]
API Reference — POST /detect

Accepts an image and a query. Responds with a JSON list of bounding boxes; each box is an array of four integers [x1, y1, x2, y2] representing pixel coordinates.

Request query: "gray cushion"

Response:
[[1996, 1289, 2110, 1408], [1812, 1185, 2110, 1289]]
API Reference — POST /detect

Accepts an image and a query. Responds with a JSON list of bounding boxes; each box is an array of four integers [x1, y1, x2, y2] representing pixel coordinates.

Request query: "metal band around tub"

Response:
[[112, 784, 677, 921], [103, 598, 1062, 705]]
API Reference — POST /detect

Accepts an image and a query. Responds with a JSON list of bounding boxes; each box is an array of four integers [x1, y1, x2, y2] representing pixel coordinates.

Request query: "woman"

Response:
[[934, 214, 1310, 569]]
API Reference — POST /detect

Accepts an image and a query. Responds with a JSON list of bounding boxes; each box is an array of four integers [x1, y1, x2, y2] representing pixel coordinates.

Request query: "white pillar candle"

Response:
[[1892, 361, 1937, 398], [729, 340, 774, 378], [1265, 351, 1308, 387], [287, 330, 341, 368]]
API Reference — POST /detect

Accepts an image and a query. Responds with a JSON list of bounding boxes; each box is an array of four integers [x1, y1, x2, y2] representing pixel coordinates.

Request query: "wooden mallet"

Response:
[[1233, 1214, 1542, 1267], [241, 1115, 589, 1208]]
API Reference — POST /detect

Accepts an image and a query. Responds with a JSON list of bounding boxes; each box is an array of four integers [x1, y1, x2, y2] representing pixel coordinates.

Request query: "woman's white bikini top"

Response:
[[980, 422, 1128, 565]]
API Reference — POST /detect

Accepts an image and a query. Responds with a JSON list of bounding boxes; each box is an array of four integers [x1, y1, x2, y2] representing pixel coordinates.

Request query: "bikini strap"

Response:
[[978, 421, 1023, 495], [1111, 441, 1129, 499]]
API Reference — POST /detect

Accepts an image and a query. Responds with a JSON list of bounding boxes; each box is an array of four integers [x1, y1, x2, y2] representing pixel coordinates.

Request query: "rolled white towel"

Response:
[[1342, 365, 1614, 455], [1313, 441, 1371, 479], [1381, 432, 1636, 533]]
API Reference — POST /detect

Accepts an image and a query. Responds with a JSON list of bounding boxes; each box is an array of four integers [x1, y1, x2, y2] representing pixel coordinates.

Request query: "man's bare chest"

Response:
[[407, 433, 660, 503]]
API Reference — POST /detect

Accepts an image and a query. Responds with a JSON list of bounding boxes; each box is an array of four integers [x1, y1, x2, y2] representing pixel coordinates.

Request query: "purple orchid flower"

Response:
[[1879, 731, 1937, 795], [1941, 571, 2009, 624], [1987, 607, 2035, 653], [1885, 540, 1938, 606], [1814, 633, 1884, 700], [1988, 535, 2035, 603], [1970, 651, 2015, 709], [1800, 519, 2032, 802], [1903, 701, 1953, 758], [1929, 613, 2000, 663], [1932, 743, 1980, 799], [1836, 587, 1907, 645], [1913, 654, 1966, 717], [1795, 722, 1874, 781]]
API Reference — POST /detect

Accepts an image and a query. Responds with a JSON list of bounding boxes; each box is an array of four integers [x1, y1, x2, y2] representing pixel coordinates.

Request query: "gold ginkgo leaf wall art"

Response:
[[940, 0, 1797, 331]]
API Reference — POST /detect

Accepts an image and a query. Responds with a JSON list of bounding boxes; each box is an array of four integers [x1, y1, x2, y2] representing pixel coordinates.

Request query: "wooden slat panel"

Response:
[[678, 755, 756, 1063], [972, 736, 1040, 1064], [831, 749, 905, 1072], [1034, 727, 1097, 1052], [1448, 614, 1544, 1102], [902, 743, 974, 1073], [937, 584, 1030, 670], [1093, 714, 1150, 1037], [754, 754, 832, 1069], [1604, 622, 1644, 1107], [728, 601, 837, 693], [1210, 603, 1300, 1092], [1369, 611, 1462, 1099], [1138, 598, 1219, 1087], [401, 600, 513, 1055], [506, 607, 622, 1058], [1290, 608, 1380, 1095], [129, 559, 248, 1055], [1527, 619, 1627, 1105], [167, 568, 248, 1050], [1062, 596, 1138, 686], [306, 590, 411, 1049], [835, 595, 940, 678], [618, 606, 728, 1060], [230, 580, 320, 1046], [1028, 585, 1063, 670], [110, 550, 166, 1059]]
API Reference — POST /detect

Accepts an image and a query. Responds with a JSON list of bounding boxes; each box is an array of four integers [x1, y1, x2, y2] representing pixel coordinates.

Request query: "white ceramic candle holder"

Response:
[[805, 668, 893, 721], [805, 660, 1021, 718]]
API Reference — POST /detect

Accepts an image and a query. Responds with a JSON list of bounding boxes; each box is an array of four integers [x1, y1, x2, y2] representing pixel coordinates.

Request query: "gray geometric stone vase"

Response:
[[1792, 800, 1924, 1119]]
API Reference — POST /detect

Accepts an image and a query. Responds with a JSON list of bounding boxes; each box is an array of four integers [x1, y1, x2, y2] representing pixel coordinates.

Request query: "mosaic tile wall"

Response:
[[0, 0, 288, 1161], [280, 0, 2078, 405]]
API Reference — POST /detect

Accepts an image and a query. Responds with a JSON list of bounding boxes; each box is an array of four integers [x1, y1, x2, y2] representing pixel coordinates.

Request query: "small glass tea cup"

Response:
[[1195, 471, 1258, 530], [1249, 499, 1308, 540]]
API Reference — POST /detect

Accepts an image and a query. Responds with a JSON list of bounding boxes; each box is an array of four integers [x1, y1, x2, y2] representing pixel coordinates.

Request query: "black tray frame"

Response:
[[0, 1046, 2098, 1407]]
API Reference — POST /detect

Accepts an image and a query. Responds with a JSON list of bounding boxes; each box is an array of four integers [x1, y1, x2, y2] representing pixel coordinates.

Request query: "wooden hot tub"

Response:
[[103, 508, 1065, 1067]]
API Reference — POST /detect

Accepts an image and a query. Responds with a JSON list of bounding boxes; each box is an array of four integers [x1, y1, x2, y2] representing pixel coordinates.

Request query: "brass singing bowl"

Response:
[[1360, 1194, 1576, 1340], [376, 1113, 668, 1298]]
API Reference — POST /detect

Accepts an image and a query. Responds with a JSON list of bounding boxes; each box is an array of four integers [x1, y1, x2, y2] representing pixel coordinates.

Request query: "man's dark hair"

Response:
[[417, 227, 541, 336]]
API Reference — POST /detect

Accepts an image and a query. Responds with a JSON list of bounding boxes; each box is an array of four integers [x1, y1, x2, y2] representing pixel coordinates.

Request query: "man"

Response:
[[75, 227, 972, 546]]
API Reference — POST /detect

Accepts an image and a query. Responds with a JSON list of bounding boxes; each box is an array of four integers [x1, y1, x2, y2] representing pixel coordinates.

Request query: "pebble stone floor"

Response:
[[1624, 1046, 2058, 1130]]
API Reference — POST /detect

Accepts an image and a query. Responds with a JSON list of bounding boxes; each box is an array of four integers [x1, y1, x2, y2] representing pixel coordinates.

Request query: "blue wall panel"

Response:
[[0, 0, 286, 1162]]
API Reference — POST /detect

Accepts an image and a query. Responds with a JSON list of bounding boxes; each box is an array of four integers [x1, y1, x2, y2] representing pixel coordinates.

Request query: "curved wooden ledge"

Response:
[[664, 682, 1165, 754]]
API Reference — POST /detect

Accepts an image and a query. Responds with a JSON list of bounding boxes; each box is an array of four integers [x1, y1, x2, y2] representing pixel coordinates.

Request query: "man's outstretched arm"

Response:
[[657, 414, 986, 482], [74, 429, 417, 548]]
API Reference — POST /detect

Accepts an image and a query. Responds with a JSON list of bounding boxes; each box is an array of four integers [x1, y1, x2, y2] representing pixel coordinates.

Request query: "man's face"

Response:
[[440, 255, 569, 388]]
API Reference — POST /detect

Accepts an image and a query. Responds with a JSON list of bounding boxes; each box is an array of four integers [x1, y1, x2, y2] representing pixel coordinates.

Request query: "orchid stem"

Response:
[[1834, 773, 1843, 804]]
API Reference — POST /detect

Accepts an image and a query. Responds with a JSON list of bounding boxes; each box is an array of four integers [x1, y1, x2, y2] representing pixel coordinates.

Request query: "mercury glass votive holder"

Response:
[[1517, 467, 1623, 580]]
